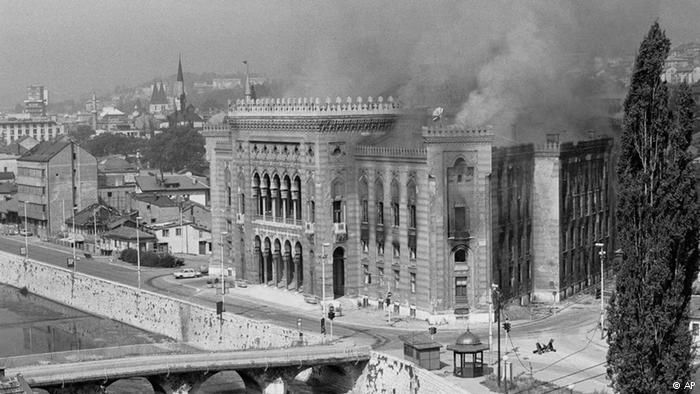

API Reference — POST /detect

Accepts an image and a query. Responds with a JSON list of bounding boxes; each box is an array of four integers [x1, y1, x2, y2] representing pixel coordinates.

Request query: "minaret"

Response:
[[243, 60, 251, 103], [176, 55, 186, 111], [91, 92, 98, 131]]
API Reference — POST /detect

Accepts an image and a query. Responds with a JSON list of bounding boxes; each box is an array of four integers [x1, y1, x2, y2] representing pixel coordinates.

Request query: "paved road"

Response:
[[0, 236, 398, 350]]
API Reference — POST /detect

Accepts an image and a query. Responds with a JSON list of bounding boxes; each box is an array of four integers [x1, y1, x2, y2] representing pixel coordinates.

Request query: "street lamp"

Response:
[[72, 206, 78, 274], [321, 242, 330, 316], [595, 242, 606, 339], [136, 216, 142, 290], [23, 201, 28, 260], [221, 231, 229, 305], [93, 208, 98, 255]]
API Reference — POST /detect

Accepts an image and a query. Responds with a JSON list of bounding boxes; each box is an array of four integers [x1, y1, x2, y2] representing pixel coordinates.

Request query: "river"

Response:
[[0, 283, 336, 393]]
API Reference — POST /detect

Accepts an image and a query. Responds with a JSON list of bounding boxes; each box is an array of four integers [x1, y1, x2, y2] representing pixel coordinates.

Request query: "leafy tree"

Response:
[[83, 133, 143, 158], [607, 22, 700, 392], [143, 126, 207, 173], [67, 125, 95, 145]]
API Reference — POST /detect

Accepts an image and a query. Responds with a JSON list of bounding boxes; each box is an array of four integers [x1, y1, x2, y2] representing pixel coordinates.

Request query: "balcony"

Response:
[[334, 222, 347, 243], [236, 213, 245, 224], [250, 214, 303, 229], [305, 222, 315, 234]]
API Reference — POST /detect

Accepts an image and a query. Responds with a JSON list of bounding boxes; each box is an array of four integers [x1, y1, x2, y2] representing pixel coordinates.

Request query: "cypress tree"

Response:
[[607, 22, 700, 392]]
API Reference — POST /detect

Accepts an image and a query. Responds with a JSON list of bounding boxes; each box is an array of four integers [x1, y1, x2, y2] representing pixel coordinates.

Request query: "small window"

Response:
[[392, 202, 400, 227], [378, 267, 384, 286], [693, 323, 699, 336], [333, 200, 342, 223], [162, 229, 170, 237], [107, 192, 113, 198], [175, 228, 182, 236], [377, 242, 384, 255], [394, 269, 400, 289], [393, 243, 400, 258], [455, 277, 468, 297], [361, 239, 369, 253], [377, 202, 384, 225], [410, 272, 416, 293], [364, 264, 372, 284]]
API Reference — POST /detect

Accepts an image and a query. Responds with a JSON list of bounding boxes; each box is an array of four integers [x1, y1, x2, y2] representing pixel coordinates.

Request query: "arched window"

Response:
[[375, 178, 384, 225], [359, 177, 369, 224], [390, 178, 400, 227], [331, 178, 345, 224]]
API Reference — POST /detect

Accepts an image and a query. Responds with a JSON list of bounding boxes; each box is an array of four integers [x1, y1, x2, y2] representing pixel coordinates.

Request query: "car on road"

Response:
[[173, 268, 201, 279], [19, 230, 33, 237]]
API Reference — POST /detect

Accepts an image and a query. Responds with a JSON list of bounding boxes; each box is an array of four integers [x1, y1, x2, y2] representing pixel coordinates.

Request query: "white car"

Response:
[[173, 268, 201, 279]]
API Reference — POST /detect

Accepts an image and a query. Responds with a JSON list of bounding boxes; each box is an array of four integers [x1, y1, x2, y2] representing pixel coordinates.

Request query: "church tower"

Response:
[[175, 55, 186, 111]]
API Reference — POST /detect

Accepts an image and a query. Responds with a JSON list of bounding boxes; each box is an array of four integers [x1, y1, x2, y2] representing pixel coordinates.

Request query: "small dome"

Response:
[[455, 330, 481, 346]]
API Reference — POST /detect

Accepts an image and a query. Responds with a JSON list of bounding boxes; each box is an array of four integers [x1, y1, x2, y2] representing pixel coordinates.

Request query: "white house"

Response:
[[147, 220, 211, 255]]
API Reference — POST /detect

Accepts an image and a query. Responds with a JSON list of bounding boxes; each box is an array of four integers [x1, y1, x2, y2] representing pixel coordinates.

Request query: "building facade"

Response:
[[24, 85, 48, 117], [203, 97, 616, 318], [0, 117, 65, 145], [16, 138, 98, 238]]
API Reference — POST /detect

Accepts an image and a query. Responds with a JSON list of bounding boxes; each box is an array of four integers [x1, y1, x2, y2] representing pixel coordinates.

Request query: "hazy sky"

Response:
[[1, 0, 699, 110]]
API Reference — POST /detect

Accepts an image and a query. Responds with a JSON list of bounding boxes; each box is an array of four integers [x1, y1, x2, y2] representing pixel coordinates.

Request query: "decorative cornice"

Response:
[[230, 96, 399, 114], [227, 116, 398, 133], [421, 125, 494, 144]]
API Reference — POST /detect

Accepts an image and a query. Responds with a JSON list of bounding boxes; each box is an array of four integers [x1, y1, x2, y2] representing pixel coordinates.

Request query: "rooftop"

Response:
[[135, 174, 209, 193], [103, 226, 156, 241], [18, 138, 71, 163], [131, 193, 179, 208], [99, 156, 138, 173]]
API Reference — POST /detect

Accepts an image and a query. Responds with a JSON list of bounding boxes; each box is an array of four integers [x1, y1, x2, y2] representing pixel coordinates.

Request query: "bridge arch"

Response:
[[199, 370, 248, 393], [106, 377, 155, 393]]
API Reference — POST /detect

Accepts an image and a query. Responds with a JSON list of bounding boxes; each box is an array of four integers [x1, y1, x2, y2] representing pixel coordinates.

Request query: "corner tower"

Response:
[[422, 125, 494, 316]]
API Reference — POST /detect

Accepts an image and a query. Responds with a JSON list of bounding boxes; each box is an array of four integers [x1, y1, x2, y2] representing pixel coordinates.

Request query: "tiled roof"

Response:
[[135, 175, 209, 192], [103, 226, 156, 241], [0, 182, 17, 195], [132, 193, 179, 207], [19, 139, 70, 162], [66, 203, 122, 227]]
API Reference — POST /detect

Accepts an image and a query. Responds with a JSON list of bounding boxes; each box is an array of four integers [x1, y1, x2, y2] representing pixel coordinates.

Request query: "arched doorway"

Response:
[[333, 247, 345, 298]]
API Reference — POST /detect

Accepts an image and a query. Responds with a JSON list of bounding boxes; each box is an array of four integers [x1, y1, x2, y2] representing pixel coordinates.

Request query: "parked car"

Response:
[[173, 268, 201, 279], [19, 230, 32, 237]]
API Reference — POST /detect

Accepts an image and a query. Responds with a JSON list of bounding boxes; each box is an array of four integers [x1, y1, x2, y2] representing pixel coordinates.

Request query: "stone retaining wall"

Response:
[[0, 253, 323, 351]]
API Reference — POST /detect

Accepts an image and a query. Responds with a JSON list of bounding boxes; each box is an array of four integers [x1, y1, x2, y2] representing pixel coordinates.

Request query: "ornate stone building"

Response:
[[203, 96, 615, 319]]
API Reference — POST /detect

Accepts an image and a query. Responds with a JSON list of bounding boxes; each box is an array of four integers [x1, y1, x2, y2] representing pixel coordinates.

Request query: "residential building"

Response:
[[101, 226, 156, 254], [690, 296, 700, 346], [129, 193, 179, 224], [181, 200, 211, 230], [203, 96, 616, 320], [147, 220, 212, 255], [0, 136, 40, 176], [97, 156, 139, 212], [135, 174, 209, 206], [15, 137, 98, 237], [0, 116, 65, 144]]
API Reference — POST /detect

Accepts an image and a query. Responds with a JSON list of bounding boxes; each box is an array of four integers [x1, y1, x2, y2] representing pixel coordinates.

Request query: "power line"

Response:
[[511, 363, 607, 394], [533, 324, 599, 374], [540, 372, 608, 394]]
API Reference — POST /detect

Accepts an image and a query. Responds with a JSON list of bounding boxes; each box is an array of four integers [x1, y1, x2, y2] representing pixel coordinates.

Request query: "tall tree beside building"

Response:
[[607, 22, 700, 392], [144, 125, 207, 173]]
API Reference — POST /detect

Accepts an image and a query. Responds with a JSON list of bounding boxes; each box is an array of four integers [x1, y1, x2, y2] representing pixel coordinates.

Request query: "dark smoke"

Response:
[[276, 0, 662, 144]]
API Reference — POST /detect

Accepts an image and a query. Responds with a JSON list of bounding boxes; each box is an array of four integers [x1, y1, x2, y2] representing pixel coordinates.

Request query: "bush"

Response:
[[119, 248, 184, 268]]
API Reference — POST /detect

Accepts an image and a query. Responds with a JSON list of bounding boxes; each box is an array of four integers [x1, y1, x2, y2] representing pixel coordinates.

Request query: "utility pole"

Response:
[[596, 242, 606, 339], [494, 285, 501, 387]]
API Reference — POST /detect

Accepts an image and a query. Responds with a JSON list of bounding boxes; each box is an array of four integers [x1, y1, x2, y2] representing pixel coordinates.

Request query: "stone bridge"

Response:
[[7, 344, 370, 394]]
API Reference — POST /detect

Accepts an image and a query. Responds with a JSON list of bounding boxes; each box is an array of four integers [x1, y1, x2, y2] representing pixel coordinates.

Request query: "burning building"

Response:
[[203, 96, 615, 320]]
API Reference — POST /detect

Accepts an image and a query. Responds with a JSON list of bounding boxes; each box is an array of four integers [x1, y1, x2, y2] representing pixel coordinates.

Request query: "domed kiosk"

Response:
[[446, 330, 489, 378]]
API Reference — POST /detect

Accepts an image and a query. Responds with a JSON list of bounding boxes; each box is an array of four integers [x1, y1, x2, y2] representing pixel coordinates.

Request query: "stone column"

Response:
[[284, 250, 292, 288], [273, 250, 281, 285], [294, 253, 301, 291], [254, 245, 262, 284], [263, 247, 270, 285], [271, 185, 278, 219]]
